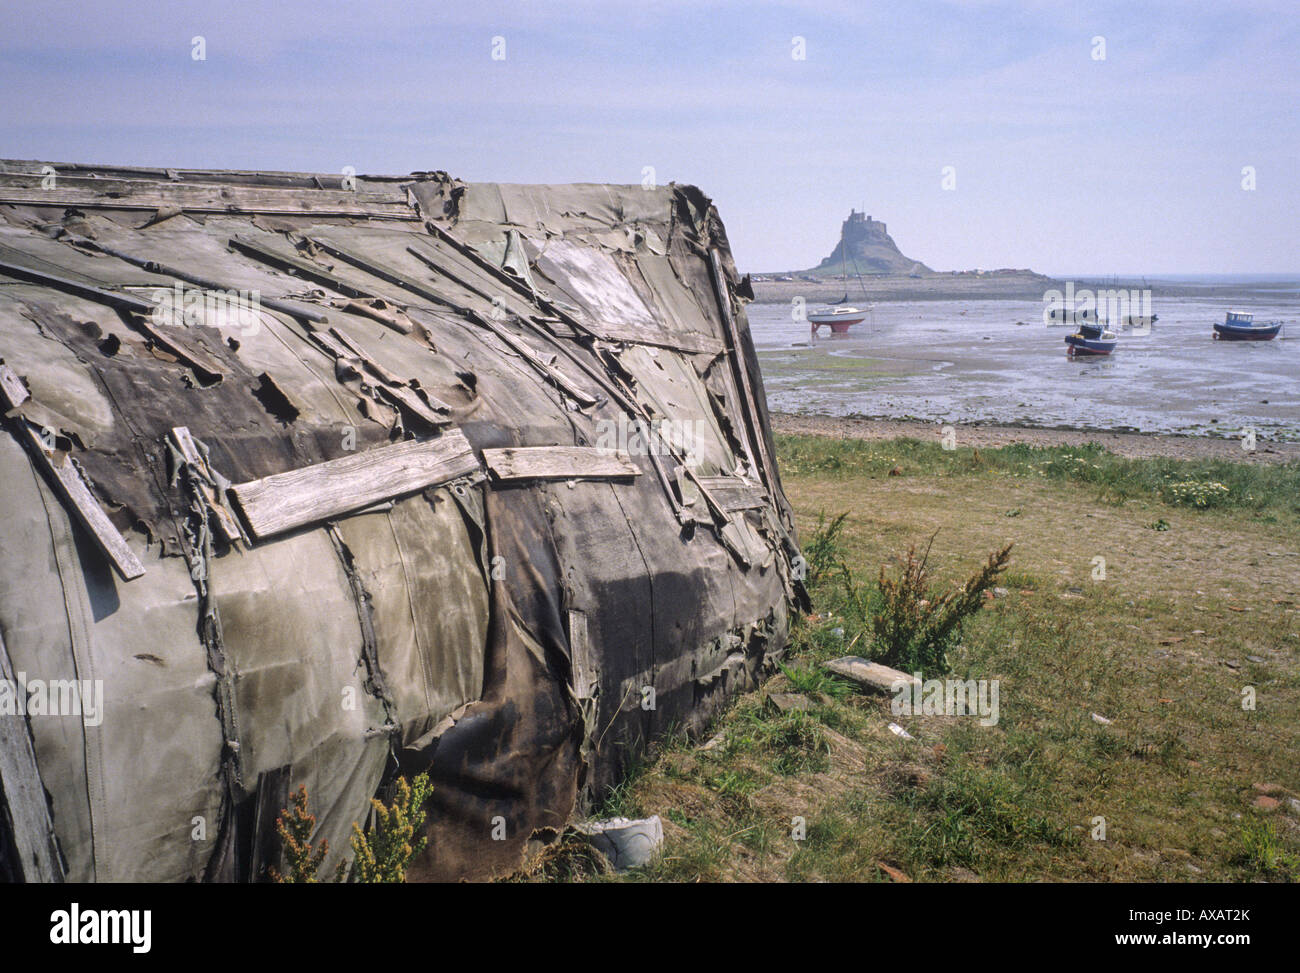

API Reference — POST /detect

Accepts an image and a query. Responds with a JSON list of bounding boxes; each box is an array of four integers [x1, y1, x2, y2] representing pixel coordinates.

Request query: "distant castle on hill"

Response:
[[814, 208, 930, 276], [849, 210, 888, 237]]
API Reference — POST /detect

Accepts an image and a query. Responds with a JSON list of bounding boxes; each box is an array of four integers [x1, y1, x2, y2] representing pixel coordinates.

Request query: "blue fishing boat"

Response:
[[1065, 321, 1117, 357], [1213, 311, 1282, 341]]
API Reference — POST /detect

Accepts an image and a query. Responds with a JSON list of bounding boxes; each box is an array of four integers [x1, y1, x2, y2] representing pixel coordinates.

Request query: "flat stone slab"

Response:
[[824, 656, 921, 695], [768, 692, 815, 712]]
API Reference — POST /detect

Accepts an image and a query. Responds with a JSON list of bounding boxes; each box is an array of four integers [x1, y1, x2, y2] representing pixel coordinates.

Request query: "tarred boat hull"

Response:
[[1065, 334, 1116, 356], [1213, 322, 1281, 341]]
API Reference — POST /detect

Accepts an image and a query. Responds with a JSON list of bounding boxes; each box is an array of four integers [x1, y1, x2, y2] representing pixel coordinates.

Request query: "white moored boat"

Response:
[[808, 305, 868, 334]]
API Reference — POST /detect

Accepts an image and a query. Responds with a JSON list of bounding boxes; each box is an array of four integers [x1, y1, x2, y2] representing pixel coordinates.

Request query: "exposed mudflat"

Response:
[[750, 288, 1300, 442]]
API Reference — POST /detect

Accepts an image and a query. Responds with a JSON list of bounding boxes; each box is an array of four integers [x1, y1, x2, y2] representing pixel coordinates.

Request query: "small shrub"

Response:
[[270, 785, 345, 883], [862, 534, 1013, 675], [350, 773, 435, 883], [803, 511, 851, 584], [272, 774, 434, 884]]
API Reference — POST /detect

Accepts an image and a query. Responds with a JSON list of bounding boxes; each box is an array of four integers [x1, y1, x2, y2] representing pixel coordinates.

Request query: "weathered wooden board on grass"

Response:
[[229, 429, 481, 540], [481, 446, 640, 482], [824, 656, 921, 695]]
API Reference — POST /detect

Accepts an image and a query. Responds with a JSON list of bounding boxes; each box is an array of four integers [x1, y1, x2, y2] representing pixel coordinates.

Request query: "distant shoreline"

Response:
[[770, 412, 1300, 462], [748, 273, 1300, 305], [749, 272, 1054, 304]]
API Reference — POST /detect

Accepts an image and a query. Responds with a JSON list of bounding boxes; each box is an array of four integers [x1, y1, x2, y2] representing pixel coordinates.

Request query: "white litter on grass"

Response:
[[887, 722, 915, 740], [1091, 712, 1113, 725], [573, 815, 664, 871]]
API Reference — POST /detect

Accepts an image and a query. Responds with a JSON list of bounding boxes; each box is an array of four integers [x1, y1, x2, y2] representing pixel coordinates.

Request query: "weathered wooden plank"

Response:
[[229, 430, 481, 541], [327, 327, 404, 387], [127, 315, 227, 387], [8, 420, 145, 580], [567, 609, 598, 701], [405, 242, 544, 327], [0, 257, 156, 315], [694, 475, 767, 512], [3, 365, 146, 578], [0, 179, 416, 219], [334, 298, 413, 335], [824, 656, 921, 696], [0, 163, 354, 188], [573, 318, 726, 356], [0, 629, 65, 882], [482, 446, 640, 482], [709, 248, 775, 488], [227, 235, 378, 302], [308, 235, 599, 407], [424, 221, 603, 341], [305, 325, 353, 363], [0, 162, 374, 189], [169, 425, 204, 467], [566, 608, 599, 758], [0, 362, 30, 412], [168, 427, 244, 544], [316, 326, 451, 427], [377, 384, 450, 430], [84, 240, 328, 324]]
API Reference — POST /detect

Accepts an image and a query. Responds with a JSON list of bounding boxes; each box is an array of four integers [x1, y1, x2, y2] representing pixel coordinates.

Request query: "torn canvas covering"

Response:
[[0, 160, 804, 882]]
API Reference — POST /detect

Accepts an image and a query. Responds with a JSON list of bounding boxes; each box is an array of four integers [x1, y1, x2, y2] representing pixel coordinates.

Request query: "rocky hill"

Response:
[[813, 209, 930, 276]]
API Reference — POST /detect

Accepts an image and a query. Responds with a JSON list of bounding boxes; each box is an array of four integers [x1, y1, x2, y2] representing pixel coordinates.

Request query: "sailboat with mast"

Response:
[[808, 229, 870, 336]]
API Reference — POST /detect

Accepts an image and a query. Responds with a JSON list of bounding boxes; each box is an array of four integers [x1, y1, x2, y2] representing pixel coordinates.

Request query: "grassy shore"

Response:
[[526, 430, 1300, 882]]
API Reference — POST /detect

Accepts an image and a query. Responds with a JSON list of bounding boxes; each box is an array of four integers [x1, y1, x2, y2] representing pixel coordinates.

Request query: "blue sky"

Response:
[[2, 1, 1297, 273]]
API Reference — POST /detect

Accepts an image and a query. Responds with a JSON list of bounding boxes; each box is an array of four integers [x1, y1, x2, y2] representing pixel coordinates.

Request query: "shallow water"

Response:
[[750, 293, 1300, 441]]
